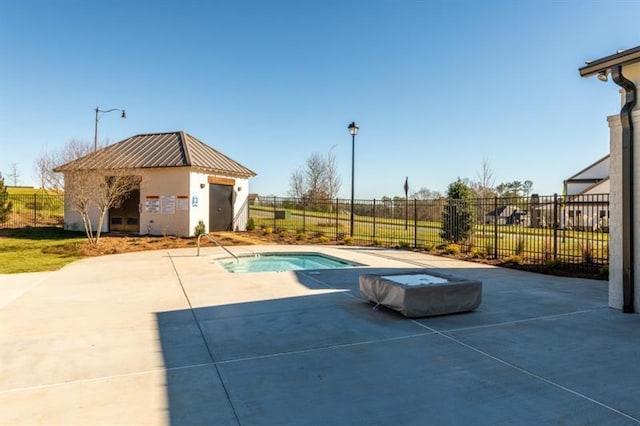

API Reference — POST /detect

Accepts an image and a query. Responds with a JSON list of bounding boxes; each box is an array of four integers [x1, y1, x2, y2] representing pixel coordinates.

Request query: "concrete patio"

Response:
[[1, 246, 638, 425]]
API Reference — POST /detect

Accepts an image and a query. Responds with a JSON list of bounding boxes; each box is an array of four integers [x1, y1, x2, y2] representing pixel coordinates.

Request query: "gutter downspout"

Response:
[[611, 65, 636, 313]]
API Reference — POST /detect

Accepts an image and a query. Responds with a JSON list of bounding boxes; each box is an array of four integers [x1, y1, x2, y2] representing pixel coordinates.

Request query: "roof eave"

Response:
[[579, 46, 640, 77]]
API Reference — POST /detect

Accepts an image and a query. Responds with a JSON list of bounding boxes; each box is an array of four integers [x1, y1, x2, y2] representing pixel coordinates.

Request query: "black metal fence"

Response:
[[1, 193, 65, 228], [2, 192, 610, 271], [249, 194, 609, 271]]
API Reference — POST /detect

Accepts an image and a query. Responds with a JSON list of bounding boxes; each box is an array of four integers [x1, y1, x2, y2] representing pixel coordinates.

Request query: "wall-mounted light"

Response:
[[597, 70, 609, 82], [200, 183, 205, 189], [237, 186, 242, 192]]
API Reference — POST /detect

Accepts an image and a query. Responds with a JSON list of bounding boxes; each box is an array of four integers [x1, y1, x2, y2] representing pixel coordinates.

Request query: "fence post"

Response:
[[273, 196, 276, 231], [335, 198, 339, 242], [493, 196, 498, 259], [33, 193, 37, 226], [553, 193, 558, 261], [372, 199, 376, 239], [413, 199, 418, 248], [302, 202, 306, 233]]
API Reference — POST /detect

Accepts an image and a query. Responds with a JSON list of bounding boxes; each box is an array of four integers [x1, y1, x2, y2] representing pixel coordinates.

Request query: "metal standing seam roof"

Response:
[[54, 131, 256, 178]]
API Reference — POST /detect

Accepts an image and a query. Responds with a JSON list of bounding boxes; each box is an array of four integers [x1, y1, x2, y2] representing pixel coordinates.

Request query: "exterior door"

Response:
[[209, 184, 233, 231], [109, 190, 140, 233]]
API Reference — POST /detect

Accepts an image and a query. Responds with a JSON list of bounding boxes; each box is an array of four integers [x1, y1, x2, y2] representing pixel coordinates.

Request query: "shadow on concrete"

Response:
[[156, 266, 640, 425]]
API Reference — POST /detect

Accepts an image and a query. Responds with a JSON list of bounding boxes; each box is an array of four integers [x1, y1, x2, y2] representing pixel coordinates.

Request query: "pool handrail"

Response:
[[197, 233, 239, 262]]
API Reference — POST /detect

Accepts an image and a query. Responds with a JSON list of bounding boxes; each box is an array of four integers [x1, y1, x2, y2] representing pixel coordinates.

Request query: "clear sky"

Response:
[[1, 0, 638, 199]]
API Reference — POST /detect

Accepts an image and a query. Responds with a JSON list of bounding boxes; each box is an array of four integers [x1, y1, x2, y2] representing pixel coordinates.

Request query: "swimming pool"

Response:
[[217, 252, 361, 273]]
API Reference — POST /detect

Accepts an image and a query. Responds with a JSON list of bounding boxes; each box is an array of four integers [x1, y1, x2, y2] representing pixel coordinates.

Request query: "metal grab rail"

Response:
[[197, 233, 239, 261]]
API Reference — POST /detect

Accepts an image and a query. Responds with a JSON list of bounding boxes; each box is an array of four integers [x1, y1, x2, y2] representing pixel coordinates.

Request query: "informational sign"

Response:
[[192, 195, 199, 207], [145, 196, 160, 213], [177, 196, 189, 211], [161, 195, 176, 215]]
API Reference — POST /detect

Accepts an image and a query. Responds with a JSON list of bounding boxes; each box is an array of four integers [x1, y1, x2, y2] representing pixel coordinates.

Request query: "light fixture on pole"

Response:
[[94, 106, 126, 152], [348, 121, 359, 237]]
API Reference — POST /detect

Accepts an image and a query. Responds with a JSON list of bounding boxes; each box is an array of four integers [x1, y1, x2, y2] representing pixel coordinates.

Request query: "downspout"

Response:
[[611, 65, 636, 313]]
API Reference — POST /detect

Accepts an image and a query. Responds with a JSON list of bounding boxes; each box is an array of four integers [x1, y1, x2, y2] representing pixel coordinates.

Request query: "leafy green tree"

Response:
[[441, 178, 474, 243], [0, 173, 13, 223]]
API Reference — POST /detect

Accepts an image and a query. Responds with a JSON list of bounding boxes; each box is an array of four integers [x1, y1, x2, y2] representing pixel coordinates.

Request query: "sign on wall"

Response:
[[145, 196, 160, 213], [161, 195, 176, 215], [177, 196, 189, 211]]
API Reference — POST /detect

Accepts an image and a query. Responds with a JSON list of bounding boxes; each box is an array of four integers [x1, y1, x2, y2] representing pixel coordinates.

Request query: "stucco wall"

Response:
[[607, 107, 640, 312], [63, 167, 252, 238], [188, 171, 250, 234]]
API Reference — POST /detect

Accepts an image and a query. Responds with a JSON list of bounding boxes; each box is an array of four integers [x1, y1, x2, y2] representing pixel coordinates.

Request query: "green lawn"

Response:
[[0, 228, 85, 273]]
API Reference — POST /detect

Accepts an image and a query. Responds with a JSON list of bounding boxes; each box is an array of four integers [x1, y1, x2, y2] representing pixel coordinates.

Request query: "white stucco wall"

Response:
[[607, 105, 640, 312], [188, 171, 250, 234], [63, 167, 253, 238]]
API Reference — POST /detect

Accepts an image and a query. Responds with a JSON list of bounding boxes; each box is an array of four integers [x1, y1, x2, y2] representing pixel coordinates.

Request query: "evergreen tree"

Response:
[[441, 179, 474, 243], [0, 174, 13, 223]]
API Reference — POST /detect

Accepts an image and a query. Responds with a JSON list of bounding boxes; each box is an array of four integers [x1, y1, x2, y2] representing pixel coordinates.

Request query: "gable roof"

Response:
[[55, 131, 256, 178], [565, 154, 609, 182]]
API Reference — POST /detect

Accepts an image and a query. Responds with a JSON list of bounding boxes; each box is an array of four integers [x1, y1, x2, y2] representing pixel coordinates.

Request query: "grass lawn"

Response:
[[0, 227, 86, 273]]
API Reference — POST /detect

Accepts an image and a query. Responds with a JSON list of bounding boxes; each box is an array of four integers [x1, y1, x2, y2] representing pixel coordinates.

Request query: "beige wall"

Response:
[[607, 76, 640, 312], [63, 167, 252, 238]]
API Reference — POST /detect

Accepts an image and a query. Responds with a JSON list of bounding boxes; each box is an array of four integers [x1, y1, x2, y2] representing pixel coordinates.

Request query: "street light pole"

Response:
[[94, 106, 126, 152], [348, 121, 359, 237]]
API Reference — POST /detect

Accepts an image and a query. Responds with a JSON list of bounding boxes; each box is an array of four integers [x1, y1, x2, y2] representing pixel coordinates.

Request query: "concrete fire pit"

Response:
[[359, 271, 482, 318]]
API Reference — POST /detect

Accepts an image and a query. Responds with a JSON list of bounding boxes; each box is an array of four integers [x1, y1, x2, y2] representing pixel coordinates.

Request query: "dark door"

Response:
[[209, 184, 233, 231], [110, 190, 140, 233]]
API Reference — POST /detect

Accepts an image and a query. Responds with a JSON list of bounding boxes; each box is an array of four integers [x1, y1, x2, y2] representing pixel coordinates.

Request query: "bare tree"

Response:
[[325, 147, 341, 199], [34, 151, 55, 191], [288, 168, 305, 198], [288, 148, 342, 201], [411, 187, 442, 200], [8, 163, 20, 186], [65, 169, 140, 245], [473, 157, 495, 198]]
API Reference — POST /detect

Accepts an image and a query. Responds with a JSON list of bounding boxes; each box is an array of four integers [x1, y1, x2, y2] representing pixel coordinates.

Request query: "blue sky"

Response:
[[1, 0, 638, 198]]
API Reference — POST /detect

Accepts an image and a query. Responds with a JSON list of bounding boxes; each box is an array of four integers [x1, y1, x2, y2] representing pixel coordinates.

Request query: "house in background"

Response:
[[485, 205, 528, 226], [560, 155, 609, 230], [55, 131, 256, 237]]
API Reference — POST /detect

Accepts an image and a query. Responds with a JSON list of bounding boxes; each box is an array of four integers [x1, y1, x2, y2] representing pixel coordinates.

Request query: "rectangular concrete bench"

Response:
[[359, 271, 482, 318]]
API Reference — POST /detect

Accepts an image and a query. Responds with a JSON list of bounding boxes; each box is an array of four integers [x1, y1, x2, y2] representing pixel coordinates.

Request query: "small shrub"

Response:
[[543, 238, 554, 261], [444, 243, 461, 255], [314, 230, 326, 238], [515, 237, 525, 256], [374, 239, 384, 247], [262, 227, 273, 235], [599, 264, 609, 275], [342, 236, 354, 246], [503, 255, 522, 265], [319, 236, 330, 243], [545, 259, 562, 269], [246, 217, 255, 231], [580, 241, 594, 264], [470, 247, 486, 259], [194, 220, 206, 237], [485, 240, 495, 258], [296, 232, 307, 241], [424, 242, 436, 251], [279, 230, 289, 238], [399, 241, 410, 249]]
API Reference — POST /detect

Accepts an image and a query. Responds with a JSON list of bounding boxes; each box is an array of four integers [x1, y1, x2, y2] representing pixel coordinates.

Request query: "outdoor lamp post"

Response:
[[348, 121, 359, 237], [94, 106, 126, 152]]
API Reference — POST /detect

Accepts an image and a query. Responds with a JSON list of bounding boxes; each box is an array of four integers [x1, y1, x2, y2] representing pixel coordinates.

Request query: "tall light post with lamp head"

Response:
[[348, 121, 359, 237], [94, 106, 126, 152]]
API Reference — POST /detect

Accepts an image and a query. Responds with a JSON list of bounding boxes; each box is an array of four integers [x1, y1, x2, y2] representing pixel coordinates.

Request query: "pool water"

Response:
[[219, 253, 359, 273]]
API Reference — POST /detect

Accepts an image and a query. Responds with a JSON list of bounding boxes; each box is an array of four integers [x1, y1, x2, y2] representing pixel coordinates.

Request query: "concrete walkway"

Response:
[[0, 246, 638, 425]]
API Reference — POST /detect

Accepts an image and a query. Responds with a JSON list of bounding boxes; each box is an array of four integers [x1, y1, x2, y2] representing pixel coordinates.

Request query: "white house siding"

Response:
[[608, 94, 640, 312]]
